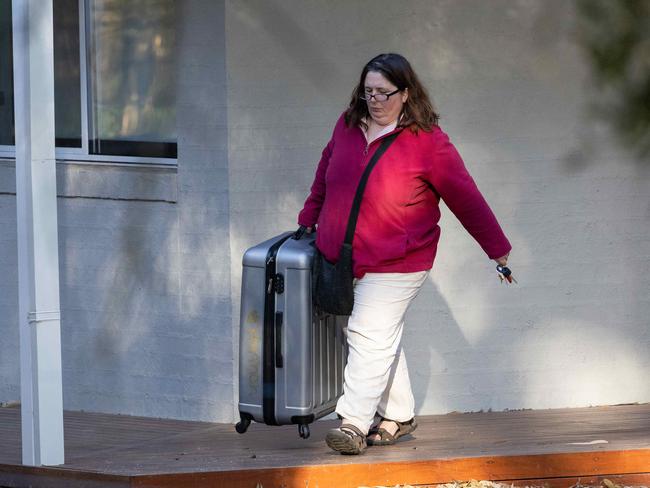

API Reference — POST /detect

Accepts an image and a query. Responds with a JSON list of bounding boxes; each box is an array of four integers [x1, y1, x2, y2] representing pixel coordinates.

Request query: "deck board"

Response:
[[1, 403, 649, 487]]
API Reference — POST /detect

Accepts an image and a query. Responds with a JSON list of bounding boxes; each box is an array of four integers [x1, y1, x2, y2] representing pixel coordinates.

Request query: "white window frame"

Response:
[[0, 0, 177, 167]]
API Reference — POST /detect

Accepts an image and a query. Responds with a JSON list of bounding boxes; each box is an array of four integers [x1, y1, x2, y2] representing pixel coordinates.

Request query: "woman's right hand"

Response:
[[293, 225, 314, 240]]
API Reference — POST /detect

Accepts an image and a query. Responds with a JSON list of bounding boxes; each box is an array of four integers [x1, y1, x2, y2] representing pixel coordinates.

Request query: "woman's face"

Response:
[[363, 70, 408, 127]]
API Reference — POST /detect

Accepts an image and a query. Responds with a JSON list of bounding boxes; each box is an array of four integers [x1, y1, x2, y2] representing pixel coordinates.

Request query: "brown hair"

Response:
[[344, 53, 440, 133]]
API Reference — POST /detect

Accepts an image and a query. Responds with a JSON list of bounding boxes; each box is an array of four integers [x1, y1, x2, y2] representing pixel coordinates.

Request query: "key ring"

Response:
[[496, 264, 517, 284]]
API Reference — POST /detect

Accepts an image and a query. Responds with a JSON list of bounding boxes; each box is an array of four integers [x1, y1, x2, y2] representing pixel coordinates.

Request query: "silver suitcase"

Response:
[[236, 231, 347, 438]]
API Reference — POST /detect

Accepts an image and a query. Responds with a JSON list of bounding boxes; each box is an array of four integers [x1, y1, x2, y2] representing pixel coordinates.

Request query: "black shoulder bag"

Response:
[[312, 132, 400, 315]]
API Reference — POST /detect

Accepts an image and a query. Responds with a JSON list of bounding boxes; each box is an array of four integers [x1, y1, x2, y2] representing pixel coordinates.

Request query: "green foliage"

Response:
[[575, 0, 650, 159]]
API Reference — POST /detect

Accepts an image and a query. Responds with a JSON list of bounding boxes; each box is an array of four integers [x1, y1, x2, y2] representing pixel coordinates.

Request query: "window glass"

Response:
[[87, 0, 177, 158], [54, 0, 82, 148], [0, 0, 14, 146], [1, 0, 83, 149]]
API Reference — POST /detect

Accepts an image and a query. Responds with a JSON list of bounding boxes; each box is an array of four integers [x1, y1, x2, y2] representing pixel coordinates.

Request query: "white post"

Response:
[[12, 0, 65, 466]]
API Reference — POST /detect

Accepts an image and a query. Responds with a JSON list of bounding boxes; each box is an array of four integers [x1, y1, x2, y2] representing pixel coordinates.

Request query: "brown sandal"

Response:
[[367, 417, 417, 446], [325, 423, 367, 455]]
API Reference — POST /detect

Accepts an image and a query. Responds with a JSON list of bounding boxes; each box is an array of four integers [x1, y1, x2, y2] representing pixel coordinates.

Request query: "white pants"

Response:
[[335, 270, 429, 435]]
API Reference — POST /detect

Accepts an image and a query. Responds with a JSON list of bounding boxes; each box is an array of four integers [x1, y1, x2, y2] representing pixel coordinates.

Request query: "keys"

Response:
[[496, 264, 517, 284]]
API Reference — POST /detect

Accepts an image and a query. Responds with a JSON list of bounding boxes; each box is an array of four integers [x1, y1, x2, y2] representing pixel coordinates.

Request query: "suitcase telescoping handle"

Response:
[[275, 312, 283, 368]]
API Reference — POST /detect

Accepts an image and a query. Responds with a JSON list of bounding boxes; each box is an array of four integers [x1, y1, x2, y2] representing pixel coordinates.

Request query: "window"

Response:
[[0, 0, 14, 147], [55, 0, 83, 149], [0, 0, 177, 163], [85, 0, 177, 159]]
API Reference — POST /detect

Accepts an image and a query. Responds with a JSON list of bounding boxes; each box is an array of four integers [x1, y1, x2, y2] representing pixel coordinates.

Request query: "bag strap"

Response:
[[343, 131, 400, 246]]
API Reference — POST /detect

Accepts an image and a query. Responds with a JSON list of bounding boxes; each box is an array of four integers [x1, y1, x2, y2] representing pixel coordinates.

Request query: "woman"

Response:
[[297, 53, 512, 455]]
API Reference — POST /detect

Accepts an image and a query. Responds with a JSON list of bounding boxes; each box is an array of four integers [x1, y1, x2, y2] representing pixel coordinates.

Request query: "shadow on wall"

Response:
[[405, 279, 471, 414], [57, 170, 182, 416], [228, 0, 343, 96], [406, 270, 650, 415], [573, 0, 650, 163]]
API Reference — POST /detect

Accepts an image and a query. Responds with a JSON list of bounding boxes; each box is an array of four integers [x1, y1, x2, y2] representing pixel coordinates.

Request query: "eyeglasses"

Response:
[[360, 89, 401, 102]]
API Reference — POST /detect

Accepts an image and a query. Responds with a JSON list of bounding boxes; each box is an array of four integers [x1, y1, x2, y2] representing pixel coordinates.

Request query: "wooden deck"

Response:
[[1, 403, 649, 488]]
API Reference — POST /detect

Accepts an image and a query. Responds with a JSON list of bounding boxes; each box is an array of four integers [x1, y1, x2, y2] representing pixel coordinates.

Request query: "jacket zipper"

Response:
[[362, 127, 401, 161]]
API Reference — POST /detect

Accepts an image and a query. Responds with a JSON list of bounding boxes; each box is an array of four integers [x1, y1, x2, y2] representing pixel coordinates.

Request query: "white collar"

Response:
[[361, 116, 400, 144]]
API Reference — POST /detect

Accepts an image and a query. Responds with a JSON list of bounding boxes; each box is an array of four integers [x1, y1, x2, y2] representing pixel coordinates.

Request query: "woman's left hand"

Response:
[[494, 252, 517, 284], [494, 252, 509, 266]]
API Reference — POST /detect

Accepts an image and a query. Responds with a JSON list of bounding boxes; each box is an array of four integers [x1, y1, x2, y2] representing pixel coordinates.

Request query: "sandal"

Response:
[[366, 416, 417, 446], [325, 423, 367, 455]]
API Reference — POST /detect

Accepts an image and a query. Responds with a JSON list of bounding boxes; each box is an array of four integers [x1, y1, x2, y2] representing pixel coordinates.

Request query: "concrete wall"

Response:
[[1, 0, 649, 423], [226, 0, 650, 416], [0, 0, 233, 421], [0, 165, 19, 404]]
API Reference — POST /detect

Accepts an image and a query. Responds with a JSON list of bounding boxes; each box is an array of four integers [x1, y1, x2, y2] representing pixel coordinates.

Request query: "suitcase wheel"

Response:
[[235, 414, 252, 434], [298, 424, 310, 439]]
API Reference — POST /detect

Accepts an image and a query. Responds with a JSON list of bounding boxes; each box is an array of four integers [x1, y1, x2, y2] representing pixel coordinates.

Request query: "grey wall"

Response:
[[1, 0, 649, 423], [1, 0, 233, 422], [0, 164, 18, 404], [172, 0, 232, 421]]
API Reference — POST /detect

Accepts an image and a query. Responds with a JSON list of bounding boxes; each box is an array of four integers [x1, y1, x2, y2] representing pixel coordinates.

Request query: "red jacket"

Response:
[[298, 113, 512, 278]]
